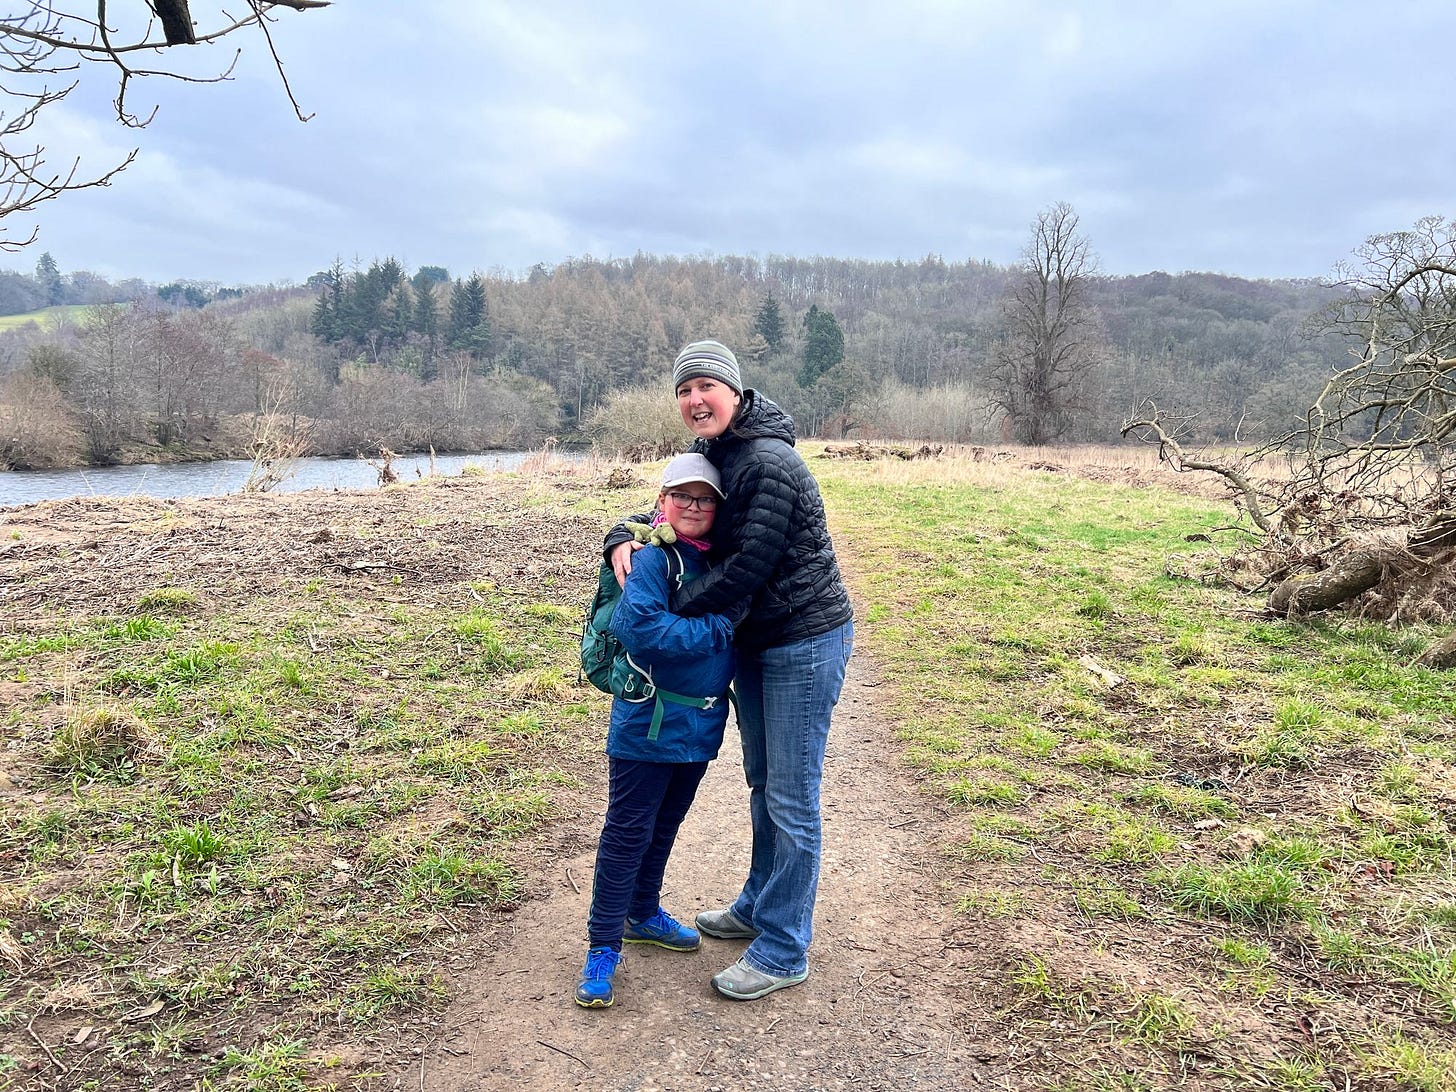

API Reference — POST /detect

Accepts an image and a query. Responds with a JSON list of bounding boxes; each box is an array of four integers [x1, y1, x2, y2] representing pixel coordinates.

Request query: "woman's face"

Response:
[[676, 376, 741, 440], [658, 483, 718, 539]]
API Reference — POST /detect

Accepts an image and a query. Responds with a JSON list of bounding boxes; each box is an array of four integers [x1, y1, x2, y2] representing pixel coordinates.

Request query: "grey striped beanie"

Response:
[[672, 339, 742, 396]]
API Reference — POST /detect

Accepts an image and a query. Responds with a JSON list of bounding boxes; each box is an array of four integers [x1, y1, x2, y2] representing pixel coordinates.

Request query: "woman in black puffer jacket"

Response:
[[606, 339, 854, 1002]]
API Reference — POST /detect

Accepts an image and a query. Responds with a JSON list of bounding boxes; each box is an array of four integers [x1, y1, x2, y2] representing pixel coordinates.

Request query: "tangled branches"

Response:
[[1123, 217, 1456, 626]]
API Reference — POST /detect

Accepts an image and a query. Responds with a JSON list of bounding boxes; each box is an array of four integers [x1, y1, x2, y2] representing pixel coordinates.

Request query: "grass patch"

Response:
[[1071, 740, 1155, 776], [1352, 1029, 1456, 1090], [340, 965, 447, 1021], [399, 850, 519, 906], [956, 886, 1025, 917], [1155, 860, 1315, 923], [814, 453, 1456, 1087], [950, 832, 1028, 862], [1119, 991, 1194, 1047], [1120, 781, 1236, 820], [946, 775, 1023, 807], [0, 303, 94, 331], [1213, 936, 1272, 968], [1071, 878, 1146, 920], [45, 707, 153, 782], [134, 587, 201, 616], [204, 1038, 311, 1091]]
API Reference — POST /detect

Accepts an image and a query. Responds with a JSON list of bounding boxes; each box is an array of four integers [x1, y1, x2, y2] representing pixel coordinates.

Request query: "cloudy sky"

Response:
[[3, 0, 1452, 287]]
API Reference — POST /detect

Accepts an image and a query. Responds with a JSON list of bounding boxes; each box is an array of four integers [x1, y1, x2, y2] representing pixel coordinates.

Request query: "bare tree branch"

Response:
[[0, 1, 329, 247], [1121, 399, 1276, 534]]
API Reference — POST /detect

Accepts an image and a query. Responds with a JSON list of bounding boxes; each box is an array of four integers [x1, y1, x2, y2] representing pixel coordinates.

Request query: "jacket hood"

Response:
[[727, 389, 796, 446]]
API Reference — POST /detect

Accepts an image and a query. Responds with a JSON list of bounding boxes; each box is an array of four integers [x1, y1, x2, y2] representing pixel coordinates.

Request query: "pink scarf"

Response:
[[652, 511, 711, 553]]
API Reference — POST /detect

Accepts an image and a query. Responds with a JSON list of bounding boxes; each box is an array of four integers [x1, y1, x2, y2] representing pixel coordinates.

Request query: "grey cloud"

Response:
[[4, 1, 1455, 284]]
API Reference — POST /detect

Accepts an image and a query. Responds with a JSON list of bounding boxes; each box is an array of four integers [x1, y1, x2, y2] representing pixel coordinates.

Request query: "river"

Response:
[[0, 451, 551, 507]]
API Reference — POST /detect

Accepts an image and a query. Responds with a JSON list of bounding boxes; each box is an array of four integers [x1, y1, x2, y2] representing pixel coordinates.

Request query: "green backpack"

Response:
[[579, 543, 727, 741]]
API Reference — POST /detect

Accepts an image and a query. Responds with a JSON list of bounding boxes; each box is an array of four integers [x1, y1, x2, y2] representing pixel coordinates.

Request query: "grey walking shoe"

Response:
[[712, 958, 808, 1000], [695, 906, 759, 940]]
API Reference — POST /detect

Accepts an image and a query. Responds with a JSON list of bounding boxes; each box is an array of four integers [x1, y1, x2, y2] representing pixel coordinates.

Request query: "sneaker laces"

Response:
[[635, 908, 676, 936], [583, 947, 621, 979]]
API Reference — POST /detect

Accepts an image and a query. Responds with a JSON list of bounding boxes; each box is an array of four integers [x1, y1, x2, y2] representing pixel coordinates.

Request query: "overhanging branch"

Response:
[[0, 1, 329, 245], [1121, 400, 1275, 533]]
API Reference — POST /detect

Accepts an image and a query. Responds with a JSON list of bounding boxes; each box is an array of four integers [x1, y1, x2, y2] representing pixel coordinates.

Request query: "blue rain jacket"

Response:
[[606, 542, 735, 763]]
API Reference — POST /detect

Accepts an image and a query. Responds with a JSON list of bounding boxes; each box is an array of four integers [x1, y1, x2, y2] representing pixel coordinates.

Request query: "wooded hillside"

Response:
[[0, 249, 1347, 470]]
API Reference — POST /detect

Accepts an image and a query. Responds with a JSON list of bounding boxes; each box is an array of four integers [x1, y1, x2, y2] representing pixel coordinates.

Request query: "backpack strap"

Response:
[[664, 542, 685, 589], [644, 685, 738, 741]]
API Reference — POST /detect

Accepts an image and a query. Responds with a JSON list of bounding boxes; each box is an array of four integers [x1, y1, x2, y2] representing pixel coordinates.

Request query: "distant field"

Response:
[[0, 304, 100, 331]]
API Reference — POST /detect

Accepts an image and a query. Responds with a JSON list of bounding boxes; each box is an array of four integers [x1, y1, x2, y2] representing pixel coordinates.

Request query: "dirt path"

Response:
[[422, 654, 1001, 1092]]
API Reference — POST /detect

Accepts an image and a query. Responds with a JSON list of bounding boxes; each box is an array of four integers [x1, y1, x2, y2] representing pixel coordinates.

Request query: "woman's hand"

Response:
[[610, 540, 644, 588]]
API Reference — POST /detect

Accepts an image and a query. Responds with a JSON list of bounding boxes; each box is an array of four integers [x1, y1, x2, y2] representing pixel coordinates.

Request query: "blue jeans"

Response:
[[729, 619, 853, 977], [588, 757, 709, 949]]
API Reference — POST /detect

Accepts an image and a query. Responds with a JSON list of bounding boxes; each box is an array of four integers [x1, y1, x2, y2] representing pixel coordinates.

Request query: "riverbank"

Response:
[[0, 414, 256, 473], [0, 447, 588, 507], [0, 422, 565, 473]]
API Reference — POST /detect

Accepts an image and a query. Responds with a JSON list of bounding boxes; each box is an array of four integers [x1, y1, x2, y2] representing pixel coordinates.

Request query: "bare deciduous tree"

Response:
[[988, 202, 1103, 445], [1, 1, 329, 249], [1123, 216, 1456, 630], [242, 361, 312, 492]]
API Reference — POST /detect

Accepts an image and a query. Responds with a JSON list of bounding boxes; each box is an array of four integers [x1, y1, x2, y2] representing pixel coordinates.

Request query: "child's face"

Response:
[[659, 483, 718, 539]]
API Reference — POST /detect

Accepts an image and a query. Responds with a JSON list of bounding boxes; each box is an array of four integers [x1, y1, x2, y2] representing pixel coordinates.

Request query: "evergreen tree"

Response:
[[35, 251, 63, 306], [447, 274, 492, 360], [412, 277, 439, 381], [754, 292, 786, 352], [798, 304, 844, 388], [346, 259, 401, 347], [158, 282, 208, 308], [383, 280, 413, 345], [310, 260, 345, 346]]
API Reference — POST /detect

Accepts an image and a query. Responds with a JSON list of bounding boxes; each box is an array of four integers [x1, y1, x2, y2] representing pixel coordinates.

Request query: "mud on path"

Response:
[[424, 652, 1007, 1092]]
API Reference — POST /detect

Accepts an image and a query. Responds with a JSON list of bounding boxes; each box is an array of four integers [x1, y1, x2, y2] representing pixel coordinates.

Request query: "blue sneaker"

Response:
[[575, 946, 623, 1008], [623, 907, 701, 951]]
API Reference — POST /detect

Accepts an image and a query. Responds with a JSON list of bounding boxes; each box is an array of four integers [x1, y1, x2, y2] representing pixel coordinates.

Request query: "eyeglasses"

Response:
[[665, 490, 719, 510]]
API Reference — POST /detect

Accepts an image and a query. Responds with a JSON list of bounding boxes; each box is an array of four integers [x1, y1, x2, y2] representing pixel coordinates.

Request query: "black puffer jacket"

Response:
[[608, 391, 852, 652]]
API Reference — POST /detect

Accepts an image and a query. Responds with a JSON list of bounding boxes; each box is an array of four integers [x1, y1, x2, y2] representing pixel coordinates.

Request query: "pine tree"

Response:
[[35, 251, 63, 306], [383, 280, 413, 346], [798, 304, 844, 388], [411, 277, 439, 382], [754, 292, 785, 352], [309, 260, 345, 346], [345, 259, 400, 346], [447, 274, 492, 360]]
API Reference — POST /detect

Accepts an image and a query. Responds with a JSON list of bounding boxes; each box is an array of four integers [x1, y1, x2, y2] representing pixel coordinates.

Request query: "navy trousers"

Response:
[[587, 756, 709, 949]]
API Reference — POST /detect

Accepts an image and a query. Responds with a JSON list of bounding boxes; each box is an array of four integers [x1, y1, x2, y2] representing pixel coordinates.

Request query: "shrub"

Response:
[[0, 373, 84, 469], [584, 378, 685, 458]]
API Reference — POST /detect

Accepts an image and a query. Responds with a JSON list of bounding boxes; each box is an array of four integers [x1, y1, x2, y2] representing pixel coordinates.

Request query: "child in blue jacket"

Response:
[[576, 453, 737, 1008]]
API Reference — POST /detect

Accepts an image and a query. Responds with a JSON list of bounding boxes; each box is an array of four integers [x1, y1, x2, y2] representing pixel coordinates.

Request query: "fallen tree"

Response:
[[1123, 216, 1456, 651]]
